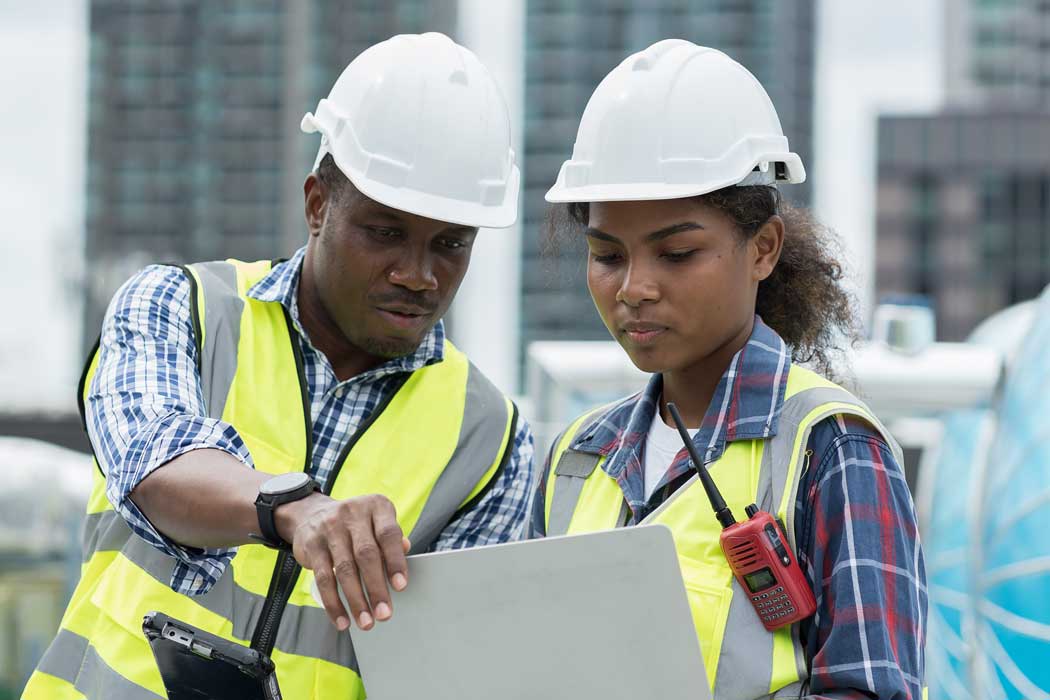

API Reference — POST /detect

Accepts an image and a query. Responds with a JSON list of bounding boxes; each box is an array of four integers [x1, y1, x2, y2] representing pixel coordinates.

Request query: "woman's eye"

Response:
[[590, 252, 622, 264], [662, 250, 696, 262]]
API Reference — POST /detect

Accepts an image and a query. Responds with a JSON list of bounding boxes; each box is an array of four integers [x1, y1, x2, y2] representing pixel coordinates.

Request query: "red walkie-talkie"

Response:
[[667, 403, 816, 631]]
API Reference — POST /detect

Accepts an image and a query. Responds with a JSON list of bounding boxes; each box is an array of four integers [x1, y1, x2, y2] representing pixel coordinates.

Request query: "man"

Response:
[[23, 33, 533, 699]]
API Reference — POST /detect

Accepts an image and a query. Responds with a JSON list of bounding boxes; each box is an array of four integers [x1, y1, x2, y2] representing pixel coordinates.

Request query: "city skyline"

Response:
[[3, 0, 943, 413], [876, 0, 1050, 341]]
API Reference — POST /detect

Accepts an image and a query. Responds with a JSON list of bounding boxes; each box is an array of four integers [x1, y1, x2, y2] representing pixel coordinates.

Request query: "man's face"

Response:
[[304, 177, 478, 359]]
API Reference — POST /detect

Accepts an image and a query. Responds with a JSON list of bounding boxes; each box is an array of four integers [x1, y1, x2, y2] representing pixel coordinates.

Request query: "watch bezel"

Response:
[[259, 472, 315, 498]]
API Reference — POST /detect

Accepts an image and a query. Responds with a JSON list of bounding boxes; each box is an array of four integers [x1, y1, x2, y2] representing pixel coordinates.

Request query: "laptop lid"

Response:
[[337, 524, 710, 700]]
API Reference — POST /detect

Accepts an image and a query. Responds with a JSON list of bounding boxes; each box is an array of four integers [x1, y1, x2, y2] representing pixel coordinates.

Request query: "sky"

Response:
[[0, 0, 943, 413], [0, 0, 87, 412]]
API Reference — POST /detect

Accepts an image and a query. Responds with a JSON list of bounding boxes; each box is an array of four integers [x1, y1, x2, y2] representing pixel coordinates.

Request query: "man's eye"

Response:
[[440, 238, 467, 250], [368, 226, 400, 238]]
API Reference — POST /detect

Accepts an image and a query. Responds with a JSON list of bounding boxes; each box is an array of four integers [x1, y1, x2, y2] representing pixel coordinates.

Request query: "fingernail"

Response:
[[358, 612, 373, 629], [336, 616, 350, 631], [375, 602, 391, 620], [392, 573, 407, 590]]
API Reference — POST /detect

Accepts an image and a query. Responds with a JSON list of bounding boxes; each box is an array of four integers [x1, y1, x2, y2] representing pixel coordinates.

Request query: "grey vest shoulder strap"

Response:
[[546, 407, 611, 537], [407, 362, 517, 551], [756, 384, 902, 541], [185, 261, 246, 421]]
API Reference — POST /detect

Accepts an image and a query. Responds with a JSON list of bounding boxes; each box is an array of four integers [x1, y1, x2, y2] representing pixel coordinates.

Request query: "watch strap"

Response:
[[253, 477, 319, 551]]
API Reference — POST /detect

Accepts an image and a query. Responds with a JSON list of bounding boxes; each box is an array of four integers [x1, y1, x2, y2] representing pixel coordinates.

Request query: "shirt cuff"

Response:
[[105, 413, 254, 594]]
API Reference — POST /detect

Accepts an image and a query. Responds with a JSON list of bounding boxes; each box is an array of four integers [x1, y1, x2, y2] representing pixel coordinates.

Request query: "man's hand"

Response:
[[276, 493, 411, 632]]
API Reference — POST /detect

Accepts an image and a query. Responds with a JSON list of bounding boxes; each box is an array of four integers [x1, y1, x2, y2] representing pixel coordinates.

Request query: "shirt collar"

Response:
[[247, 246, 445, 374], [571, 316, 791, 466]]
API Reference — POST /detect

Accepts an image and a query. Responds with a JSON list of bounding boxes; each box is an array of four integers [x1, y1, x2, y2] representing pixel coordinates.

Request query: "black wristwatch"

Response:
[[252, 473, 319, 551]]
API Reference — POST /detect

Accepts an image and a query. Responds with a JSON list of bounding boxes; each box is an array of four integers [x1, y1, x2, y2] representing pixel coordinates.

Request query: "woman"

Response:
[[533, 40, 926, 700]]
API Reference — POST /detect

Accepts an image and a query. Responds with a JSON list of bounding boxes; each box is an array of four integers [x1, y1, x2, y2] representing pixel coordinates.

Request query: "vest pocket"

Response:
[[677, 555, 734, 691]]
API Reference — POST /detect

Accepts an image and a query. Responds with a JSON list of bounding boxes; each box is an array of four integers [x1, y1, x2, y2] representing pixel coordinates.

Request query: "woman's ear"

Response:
[[751, 215, 785, 282]]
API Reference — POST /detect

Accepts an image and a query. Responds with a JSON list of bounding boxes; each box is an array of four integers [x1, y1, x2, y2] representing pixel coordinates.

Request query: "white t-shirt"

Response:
[[644, 406, 699, 501]]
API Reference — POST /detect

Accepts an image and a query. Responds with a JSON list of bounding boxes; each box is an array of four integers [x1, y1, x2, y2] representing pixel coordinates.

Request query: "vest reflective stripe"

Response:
[[544, 365, 899, 700], [71, 511, 359, 670], [26, 258, 515, 700], [410, 365, 516, 548], [32, 629, 161, 700]]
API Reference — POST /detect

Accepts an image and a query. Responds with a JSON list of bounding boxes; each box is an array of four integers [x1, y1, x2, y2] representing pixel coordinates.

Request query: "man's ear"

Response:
[[304, 173, 328, 237], [751, 215, 784, 282]]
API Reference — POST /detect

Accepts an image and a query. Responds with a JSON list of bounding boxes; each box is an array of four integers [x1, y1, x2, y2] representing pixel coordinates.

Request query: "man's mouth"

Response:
[[376, 306, 433, 330]]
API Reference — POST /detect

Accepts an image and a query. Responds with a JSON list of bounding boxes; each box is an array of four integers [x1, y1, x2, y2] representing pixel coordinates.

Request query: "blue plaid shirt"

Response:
[[87, 246, 534, 596], [531, 317, 927, 700]]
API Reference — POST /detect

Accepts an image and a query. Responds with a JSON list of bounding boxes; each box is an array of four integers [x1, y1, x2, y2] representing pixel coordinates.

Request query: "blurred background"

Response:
[[2, 0, 1049, 698]]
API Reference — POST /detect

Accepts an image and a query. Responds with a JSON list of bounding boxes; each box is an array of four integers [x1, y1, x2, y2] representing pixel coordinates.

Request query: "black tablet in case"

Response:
[[142, 611, 282, 700]]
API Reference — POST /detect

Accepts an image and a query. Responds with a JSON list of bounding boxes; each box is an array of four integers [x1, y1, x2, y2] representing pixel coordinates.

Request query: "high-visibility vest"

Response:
[[23, 259, 517, 700], [544, 365, 904, 700]]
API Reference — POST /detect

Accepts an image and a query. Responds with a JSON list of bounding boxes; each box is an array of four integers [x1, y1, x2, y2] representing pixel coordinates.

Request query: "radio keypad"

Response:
[[757, 587, 797, 623]]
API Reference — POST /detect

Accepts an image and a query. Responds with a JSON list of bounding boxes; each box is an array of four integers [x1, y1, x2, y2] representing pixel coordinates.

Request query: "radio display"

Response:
[[743, 567, 776, 593]]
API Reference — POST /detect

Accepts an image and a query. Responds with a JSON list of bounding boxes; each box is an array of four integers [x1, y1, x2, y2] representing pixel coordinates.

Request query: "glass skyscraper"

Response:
[[876, 0, 1050, 341], [83, 0, 455, 346]]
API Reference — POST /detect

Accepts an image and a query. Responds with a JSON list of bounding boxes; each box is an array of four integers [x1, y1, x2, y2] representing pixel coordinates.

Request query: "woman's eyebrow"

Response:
[[584, 221, 705, 243]]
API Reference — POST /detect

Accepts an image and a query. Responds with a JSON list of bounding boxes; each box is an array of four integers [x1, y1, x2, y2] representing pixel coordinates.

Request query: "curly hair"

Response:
[[546, 186, 858, 378]]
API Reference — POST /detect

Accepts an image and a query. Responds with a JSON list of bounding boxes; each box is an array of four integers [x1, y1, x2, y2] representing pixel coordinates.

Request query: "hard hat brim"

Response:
[[544, 155, 805, 204], [342, 159, 521, 229]]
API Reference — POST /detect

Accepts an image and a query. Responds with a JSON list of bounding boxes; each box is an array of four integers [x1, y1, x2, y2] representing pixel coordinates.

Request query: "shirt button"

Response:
[[334, 386, 345, 398]]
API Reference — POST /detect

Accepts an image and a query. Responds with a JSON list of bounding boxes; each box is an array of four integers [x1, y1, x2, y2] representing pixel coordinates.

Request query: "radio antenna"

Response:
[[667, 402, 736, 528]]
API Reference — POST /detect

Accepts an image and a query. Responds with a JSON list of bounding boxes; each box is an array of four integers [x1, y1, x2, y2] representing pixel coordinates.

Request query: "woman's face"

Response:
[[585, 197, 779, 374]]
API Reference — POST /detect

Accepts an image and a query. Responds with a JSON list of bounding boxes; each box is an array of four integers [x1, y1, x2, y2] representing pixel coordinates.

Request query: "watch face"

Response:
[[261, 472, 313, 496]]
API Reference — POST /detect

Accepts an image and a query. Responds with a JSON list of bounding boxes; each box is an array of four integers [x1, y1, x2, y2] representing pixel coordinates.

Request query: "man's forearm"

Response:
[[129, 448, 324, 550]]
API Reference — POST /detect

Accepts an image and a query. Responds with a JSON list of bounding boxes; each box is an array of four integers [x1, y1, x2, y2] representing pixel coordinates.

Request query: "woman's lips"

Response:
[[621, 324, 668, 345]]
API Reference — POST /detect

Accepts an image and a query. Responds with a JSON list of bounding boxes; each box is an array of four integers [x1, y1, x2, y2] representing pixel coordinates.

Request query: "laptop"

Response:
[[326, 524, 710, 700]]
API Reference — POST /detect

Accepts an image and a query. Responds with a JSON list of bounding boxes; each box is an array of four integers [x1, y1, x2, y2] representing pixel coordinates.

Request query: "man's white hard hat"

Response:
[[302, 33, 520, 228], [545, 39, 805, 204]]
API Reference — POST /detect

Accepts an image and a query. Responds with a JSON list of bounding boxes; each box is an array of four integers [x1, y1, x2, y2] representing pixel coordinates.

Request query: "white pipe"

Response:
[[451, 0, 525, 396]]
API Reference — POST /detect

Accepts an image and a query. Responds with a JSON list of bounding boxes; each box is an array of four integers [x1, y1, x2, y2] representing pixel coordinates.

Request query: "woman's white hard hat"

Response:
[[545, 39, 805, 204], [302, 33, 520, 228]]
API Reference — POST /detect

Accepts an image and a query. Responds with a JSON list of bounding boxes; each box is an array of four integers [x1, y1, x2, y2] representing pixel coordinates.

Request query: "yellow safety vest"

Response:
[[23, 259, 517, 700], [544, 365, 903, 700]]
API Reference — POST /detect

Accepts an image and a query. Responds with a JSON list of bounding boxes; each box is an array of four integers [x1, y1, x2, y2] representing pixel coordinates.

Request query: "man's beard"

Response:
[[356, 333, 421, 360]]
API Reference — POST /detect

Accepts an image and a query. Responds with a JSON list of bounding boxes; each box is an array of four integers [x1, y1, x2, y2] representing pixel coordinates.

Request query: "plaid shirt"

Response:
[[531, 317, 927, 700], [87, 246, 534, 596]]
